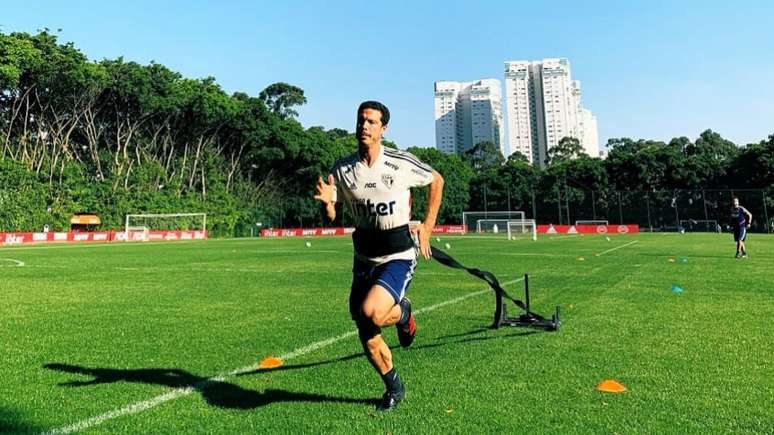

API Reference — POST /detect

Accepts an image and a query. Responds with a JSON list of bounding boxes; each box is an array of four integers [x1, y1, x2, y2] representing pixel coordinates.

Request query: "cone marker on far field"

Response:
[[596, 379, 627, 393]]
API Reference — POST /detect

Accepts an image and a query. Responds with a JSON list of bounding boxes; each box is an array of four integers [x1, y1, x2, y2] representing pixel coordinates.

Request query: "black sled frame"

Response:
[[492, 274, 560, 331]]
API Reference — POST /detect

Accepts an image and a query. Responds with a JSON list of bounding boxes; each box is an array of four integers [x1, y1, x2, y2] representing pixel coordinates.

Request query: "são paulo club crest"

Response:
[[381, 174, 394, 189]]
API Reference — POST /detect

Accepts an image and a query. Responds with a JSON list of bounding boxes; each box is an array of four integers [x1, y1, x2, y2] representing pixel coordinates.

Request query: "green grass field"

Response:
[[2, 233, 773, 434]]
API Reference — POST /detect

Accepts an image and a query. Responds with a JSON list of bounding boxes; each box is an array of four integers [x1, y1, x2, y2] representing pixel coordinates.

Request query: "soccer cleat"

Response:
[[396, 298, 416, 348], [376, 388, 405, 412], [741, 253, 748, 258]]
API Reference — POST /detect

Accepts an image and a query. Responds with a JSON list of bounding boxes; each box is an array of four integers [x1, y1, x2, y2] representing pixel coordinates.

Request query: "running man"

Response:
[[731, 197, 753, 258], [314, 101, 443, 411]]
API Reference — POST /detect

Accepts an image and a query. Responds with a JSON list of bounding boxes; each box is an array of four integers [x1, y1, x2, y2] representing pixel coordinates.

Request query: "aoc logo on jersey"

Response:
[[364, 182, 377, 189], [355, 199, 396, 216]]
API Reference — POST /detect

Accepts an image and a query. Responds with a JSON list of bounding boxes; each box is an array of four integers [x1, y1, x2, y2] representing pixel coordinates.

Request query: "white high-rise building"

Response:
[[434, 79, 504, 156], [504, 58, 598, 166], [579, 108, 599, 157], [434, 81, 462, 155], [540, 58, 574, 153], [504, 61, 536, 161]]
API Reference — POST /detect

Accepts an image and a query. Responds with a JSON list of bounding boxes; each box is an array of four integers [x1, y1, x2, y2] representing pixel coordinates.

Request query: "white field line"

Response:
[[548, 234, 581, 240], [435, 235, 508, 240], [0, 258, 25, 266], [595, 240, 639, 256], [20, 264, 495, 278], [0, 237, 291, 253], [497, 252, 572, 258], [254, 249, 343, 254], [44, 277, 523, 434], [0, 241, 204, 252]]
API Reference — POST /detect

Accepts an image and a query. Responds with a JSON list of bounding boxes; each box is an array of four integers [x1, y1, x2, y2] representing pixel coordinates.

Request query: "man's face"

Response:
[[733, 198, 739, 208], [356, 108, 386, 147]]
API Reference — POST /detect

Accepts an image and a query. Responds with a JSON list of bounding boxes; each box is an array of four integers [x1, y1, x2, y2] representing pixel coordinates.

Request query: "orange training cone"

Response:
[[259, 356, 283, 369], [596, 379, 627, 393]]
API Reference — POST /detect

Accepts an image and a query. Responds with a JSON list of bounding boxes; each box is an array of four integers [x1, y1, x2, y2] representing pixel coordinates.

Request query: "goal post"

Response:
[[507, 219, 537, 241], [124, 213, 207, 240], [475, 219, 514, 234], [679, 219, 719, 233], [463, 211, 525, 232]]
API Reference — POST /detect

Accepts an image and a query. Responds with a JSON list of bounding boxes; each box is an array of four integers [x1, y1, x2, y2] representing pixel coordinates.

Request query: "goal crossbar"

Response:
[[124, 213, 207, 237], [463, 211, 526, 231], [507, 219, 537, 241]]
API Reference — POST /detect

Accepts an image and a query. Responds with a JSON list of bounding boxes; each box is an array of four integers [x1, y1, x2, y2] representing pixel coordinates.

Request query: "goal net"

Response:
[[124, 213, 207, 241], [463, 211, 525, 232], [507, 219, 537, 241], [679, 219, 719, 233]]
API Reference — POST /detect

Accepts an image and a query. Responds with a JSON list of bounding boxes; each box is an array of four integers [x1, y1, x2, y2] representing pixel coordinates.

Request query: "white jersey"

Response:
[[330, 145, 434, 264]]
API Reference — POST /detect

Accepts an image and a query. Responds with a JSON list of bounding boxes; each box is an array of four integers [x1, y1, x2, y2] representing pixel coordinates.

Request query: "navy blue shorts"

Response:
[[349, 258, 416, 319], [734, 226, 747, 242]]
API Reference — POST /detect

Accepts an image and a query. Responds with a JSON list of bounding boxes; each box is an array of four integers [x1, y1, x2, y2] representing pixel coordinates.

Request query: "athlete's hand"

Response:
[[412, 223, 432, 260], [314, 175, 335, 205]]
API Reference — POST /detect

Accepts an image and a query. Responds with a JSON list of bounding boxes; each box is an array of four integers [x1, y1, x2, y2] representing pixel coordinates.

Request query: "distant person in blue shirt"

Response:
[[731, 197, 753, 258]]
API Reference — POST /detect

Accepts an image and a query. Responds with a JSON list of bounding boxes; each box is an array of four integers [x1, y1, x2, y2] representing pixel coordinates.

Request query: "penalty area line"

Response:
[[44, 277, 523, 434], [596, 240, 638, 256], [0, 258, 25, 267]]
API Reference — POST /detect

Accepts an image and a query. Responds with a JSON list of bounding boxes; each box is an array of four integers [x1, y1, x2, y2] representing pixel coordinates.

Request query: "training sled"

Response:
[[492, 274, 560, 331], [429, 246, 561, 332]]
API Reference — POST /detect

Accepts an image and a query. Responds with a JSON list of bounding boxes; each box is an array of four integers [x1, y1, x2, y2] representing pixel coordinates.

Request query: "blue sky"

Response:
[[3, 0, 773, 150]]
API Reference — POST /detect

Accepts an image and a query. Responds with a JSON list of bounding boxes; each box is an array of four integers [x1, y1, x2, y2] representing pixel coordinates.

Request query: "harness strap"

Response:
[[430, 246, 547, 322]]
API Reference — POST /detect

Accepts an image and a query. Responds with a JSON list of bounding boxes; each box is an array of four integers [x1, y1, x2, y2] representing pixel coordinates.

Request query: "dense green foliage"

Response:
[[1, 30, 773, 233], [2, 235, 773, 432]]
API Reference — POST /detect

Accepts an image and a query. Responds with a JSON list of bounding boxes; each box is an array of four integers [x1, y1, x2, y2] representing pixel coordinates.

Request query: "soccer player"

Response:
[[731, 197, 753, 258], [314, 101, 444, 411]]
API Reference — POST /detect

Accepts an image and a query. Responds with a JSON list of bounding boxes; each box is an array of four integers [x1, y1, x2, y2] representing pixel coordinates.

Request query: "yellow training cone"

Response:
[[259, 356, 283, 369], [596, 379, 627, 393]]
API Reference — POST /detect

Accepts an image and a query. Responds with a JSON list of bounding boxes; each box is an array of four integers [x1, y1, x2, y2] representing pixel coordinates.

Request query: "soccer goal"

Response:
[[124, 213, 207, 241], [463, 211, 525, 232], [679, 219, 719, 233], [507, 219, 537, 241], [575, 220, 609, 226], [476, 219, 516, 234]]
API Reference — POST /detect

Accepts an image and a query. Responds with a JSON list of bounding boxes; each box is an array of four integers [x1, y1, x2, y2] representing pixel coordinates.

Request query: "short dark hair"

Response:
[[357, 100, 390, 125]]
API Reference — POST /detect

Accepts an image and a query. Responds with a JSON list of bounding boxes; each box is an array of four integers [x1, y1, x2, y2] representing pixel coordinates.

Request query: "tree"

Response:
[[462, 140, 504, 171], [546, 136, 584, 166], [407, 147, 473, 224], [497, 152, 539, 215], [684, 129, 738, 188], [258, 82, 306, 119], [728, 134, 774, 189]]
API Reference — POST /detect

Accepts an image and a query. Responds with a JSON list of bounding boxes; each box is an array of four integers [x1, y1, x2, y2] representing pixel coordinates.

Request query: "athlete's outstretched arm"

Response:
[[416, 170, 444, 259], [314, 175, 336, 221]]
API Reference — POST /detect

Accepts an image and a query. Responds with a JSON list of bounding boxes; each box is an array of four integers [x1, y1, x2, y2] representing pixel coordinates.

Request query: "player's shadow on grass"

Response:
[[238, 327, 537, 377], [1, 406, 44, 434], [238, 352, 364, 377], [43, 363, 377, 409]]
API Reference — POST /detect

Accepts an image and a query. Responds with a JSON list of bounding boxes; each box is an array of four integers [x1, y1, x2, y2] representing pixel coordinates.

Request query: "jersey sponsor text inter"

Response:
[[329, 146, 434, 263]]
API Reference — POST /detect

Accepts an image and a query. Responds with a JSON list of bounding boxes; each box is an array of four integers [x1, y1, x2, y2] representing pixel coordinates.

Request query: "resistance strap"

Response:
[[429, 246, 547, 321]]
